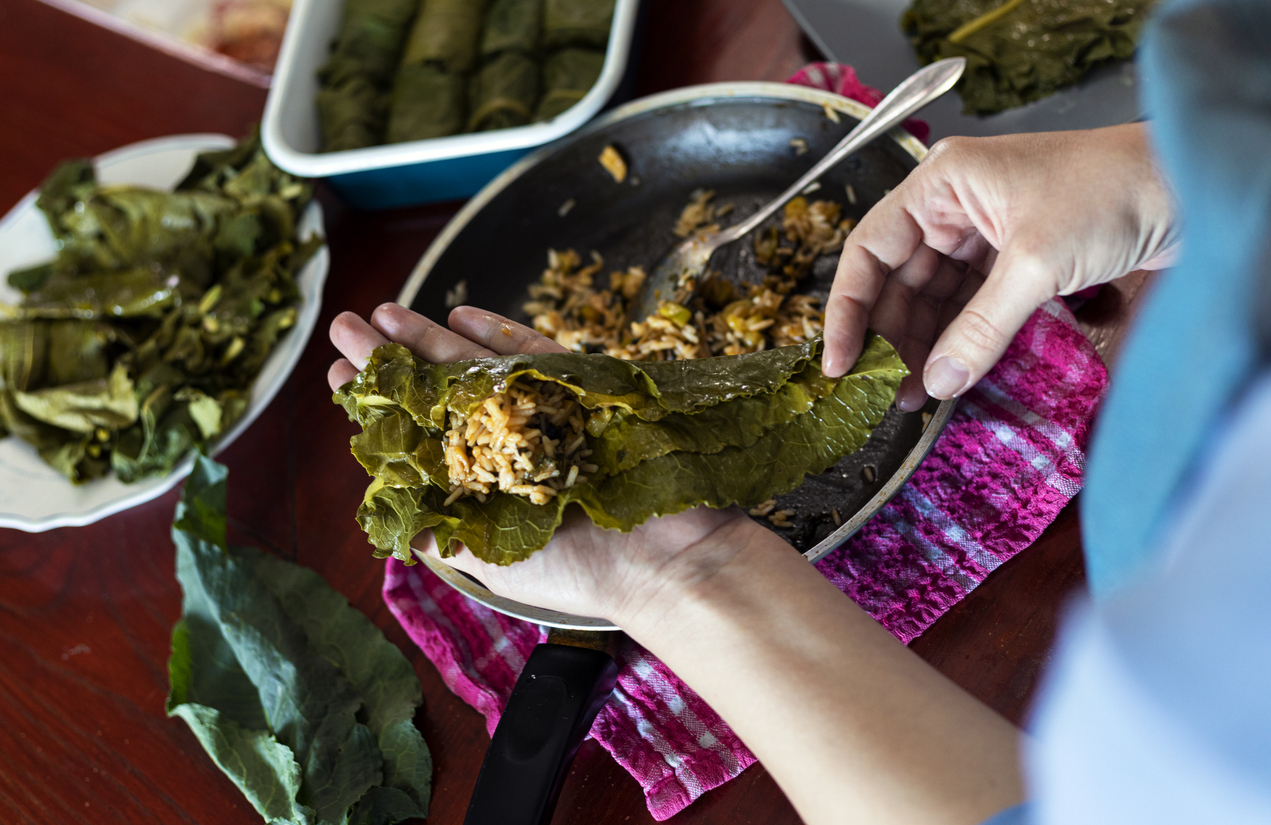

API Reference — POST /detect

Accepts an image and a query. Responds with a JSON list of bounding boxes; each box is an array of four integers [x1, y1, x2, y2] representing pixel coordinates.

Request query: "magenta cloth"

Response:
[[381, 65, 1109, 820], [786, 61, 932, 144]]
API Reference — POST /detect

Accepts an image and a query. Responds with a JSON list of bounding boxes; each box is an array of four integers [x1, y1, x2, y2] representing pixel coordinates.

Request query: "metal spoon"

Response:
[[627, 56, 966, 324]]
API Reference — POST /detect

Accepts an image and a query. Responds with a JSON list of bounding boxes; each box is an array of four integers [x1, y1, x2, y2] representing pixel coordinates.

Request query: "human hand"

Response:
[[822, 123, 1178, 410], [328, 303, 770, 626]]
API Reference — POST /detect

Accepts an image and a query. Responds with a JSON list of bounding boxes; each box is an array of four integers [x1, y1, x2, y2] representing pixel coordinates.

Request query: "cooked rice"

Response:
[[749, 498, 778, 517], [769, 508, 796, 527], [443, 377, 595, 506], [673, 188, 732, 238], [599, 145, 627, 183], [525, 190, 853, 363]]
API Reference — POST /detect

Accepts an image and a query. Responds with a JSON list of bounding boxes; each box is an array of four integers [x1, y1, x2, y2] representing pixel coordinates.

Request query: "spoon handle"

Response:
[[720, 57, 966, 243]]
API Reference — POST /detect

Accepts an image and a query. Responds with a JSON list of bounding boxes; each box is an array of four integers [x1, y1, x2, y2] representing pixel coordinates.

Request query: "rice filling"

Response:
[[443, 377, 595, 506]]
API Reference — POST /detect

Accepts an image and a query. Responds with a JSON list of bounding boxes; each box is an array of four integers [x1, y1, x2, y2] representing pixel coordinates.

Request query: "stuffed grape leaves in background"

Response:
[[481, 0, 543, 56], [388, 63, 468, 142], [536, 47, 604, 120], [334, 335, 907, 565], [316, 0, 418, 150], [902, 0, 1156, 115], [0, 134, 322, 484], [469, 51, 540, 131], [314, 0, 613, 149], [543, 0, 613, 49]]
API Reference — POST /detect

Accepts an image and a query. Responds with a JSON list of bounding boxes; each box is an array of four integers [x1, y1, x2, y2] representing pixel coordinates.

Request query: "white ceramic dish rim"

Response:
[[0, 133, 329, 533], [262, 0, 641, 178], [398, 82, 955, 630]]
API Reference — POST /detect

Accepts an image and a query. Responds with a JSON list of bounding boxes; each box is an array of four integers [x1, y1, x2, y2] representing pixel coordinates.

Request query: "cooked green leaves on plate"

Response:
[[902, 0, 1156, 115], [168, 455, 432, 825], [334, 335, 907, 565], [0, 133, 322, 484]]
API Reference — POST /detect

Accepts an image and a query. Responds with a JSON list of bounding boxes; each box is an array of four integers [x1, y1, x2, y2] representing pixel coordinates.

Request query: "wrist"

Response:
[[611, 514, 800, 640]]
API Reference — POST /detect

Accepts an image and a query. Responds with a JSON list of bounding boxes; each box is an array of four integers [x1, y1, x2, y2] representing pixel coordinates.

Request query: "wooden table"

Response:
[[0, 1, 1149, 822]]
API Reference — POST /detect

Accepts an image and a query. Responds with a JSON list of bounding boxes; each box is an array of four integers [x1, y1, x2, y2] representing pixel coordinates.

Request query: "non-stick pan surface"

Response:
[[400, 82, 954, 630]]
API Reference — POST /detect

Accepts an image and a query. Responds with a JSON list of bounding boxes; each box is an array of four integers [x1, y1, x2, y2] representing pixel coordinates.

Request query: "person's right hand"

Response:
[[822, 123, 1179, 410]]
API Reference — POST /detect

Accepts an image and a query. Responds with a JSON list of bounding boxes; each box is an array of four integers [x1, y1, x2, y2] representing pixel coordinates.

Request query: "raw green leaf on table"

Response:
[[335, 335, 907, 565], [0, 132, 321, 484], [167, 455, 432, 825], [901, 0, 1156, 115]]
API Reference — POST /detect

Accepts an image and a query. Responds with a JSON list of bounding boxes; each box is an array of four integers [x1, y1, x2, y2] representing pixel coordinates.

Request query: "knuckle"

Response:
[[956, 308, 1010, 353], [925, 135, 972, 165]]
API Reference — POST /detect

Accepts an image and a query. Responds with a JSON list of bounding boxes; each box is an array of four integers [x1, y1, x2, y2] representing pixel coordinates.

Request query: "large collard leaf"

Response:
[[902, 0, 1155, 115], [246, 553, 432, 819], [340, 337, 825, 432], [341, 334, 907, 565], [168, 456, 432, 825]]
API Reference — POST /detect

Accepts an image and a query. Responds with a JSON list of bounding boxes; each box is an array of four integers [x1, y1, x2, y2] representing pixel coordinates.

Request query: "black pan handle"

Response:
[[463, 630, 619, 825]]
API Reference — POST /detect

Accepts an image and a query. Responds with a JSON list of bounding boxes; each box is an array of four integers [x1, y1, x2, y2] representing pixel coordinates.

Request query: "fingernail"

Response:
[[925, 355, 970, 399]]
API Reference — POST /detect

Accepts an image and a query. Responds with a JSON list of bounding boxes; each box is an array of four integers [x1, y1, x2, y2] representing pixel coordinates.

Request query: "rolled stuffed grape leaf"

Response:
[[168, 455, 432, 825], [468, 51, 540, 132], [387, 63, 467, 143], [543, 0, 615, 50], [535, 48, 605, 121], [902, 0, 1156, 115], [400, 0, 489, 74], [482, 0, 544, 57], [335, 334, 907, 565]]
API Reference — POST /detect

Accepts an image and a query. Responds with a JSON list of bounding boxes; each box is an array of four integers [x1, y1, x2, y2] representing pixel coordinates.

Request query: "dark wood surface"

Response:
[[0, 0, 1139, 822]]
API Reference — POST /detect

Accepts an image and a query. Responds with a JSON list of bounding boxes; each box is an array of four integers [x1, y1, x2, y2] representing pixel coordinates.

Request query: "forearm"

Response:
[[617, 522, 1024, 825]]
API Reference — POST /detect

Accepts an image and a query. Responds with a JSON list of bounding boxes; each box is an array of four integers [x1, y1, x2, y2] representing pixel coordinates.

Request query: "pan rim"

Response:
[[397, 81, 955, 631]]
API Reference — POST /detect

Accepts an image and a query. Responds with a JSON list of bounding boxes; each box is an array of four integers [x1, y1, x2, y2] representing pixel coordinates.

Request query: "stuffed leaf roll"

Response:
[[481, 0, 544, 57], [535, 47, 604, 120], [543, 0, 614, 50], [468, 51, 540, 131], [401, 0, 489, 74], [387, 63, 468, 141], [335, 334, 907, 564]]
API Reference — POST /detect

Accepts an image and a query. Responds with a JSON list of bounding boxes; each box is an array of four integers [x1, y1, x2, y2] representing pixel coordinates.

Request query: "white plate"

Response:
[[0, 134, 329, 532]]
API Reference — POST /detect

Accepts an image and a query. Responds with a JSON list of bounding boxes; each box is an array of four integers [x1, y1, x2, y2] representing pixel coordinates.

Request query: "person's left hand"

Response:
[[328, 303, 774, 626]]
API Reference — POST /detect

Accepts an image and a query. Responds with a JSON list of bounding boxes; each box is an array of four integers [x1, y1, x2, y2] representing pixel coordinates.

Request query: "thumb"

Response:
[[922, 247, 1056, 399]]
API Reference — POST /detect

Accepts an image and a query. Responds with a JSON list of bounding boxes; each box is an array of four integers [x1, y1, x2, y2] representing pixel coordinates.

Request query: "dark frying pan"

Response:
[[397, 82, 955, 825]]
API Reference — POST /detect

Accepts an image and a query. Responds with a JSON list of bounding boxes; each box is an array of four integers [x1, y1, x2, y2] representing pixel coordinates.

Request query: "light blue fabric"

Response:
[[980, 802, 1032, 825], [1027, 372, 1271, 824], [1081, 0, 1271, 596]]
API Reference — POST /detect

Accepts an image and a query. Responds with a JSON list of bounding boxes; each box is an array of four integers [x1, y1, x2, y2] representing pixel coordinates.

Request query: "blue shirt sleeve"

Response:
[[1026, 372, 1271, 822]]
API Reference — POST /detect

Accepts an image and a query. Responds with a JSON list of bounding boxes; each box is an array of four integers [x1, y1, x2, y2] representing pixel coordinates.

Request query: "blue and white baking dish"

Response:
[[262, 0, 641, 209]]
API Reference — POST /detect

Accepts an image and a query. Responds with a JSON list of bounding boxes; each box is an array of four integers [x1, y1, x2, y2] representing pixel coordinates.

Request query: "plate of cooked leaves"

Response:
[[0, 132, 328, 531]]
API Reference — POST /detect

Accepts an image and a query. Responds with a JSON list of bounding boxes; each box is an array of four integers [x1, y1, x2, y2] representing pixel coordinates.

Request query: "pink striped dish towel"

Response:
[[382, 65, 1110, 820]]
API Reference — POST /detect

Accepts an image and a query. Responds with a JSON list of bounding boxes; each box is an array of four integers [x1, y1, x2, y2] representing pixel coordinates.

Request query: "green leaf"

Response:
[[340, 334, 907, 564], [169, 702, 313, 825], [901, 0, 1156, 115], [246, 553, 432, 818], [12, 361, 137, 433], [168, 456, 431, 825]]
